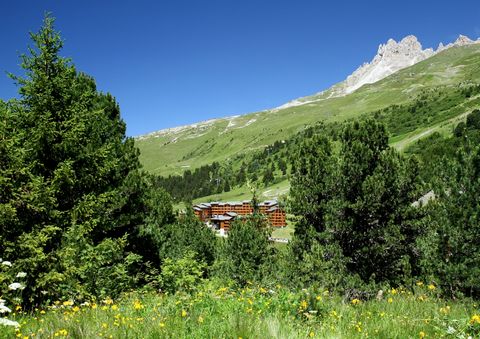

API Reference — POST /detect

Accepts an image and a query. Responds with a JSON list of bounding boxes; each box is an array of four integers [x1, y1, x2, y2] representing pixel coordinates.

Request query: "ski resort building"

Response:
[[193, 200, 286, 234]]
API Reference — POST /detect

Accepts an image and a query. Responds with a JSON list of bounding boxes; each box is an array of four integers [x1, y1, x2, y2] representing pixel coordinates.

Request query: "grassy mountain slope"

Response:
[[136, 44, 480, 177]]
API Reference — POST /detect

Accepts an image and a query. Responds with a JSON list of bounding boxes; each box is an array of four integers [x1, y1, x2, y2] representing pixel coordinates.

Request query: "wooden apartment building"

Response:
[[193, 199, 286, 234]]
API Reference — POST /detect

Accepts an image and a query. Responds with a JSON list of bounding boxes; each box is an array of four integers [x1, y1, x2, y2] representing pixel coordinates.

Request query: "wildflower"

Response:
[[416, 281, 424, 286], [0, 318, 20, 328], [159, 322, 165, 328], [309, 331, 315, 337], [2, 261, 12, 267], [198, 316, 204, 323], [355, 322, 362, 332], [419, 331, 426, 338], [470, 314, 480, 325], [15, 272, 26, 278], [58, 329, 68, 336], [40, 310, 46, 314], [387, 297, 393, 303], [390, 288, 397, 295], [111, 305, 119, 311], [0, 304, 12, 314], [103, 297, 113, 305], [8, 283, 24, 291], [62, 300, 73, 307], [91, 303, 98, 309], [300, 300, 308, 309], [439, 306, 450, 314], [427, 284, 436, 290], [316, 295, 322, 301], [133, 300, 143, 310], [351, 298, 361, 305], [181, 309, 187, 317]]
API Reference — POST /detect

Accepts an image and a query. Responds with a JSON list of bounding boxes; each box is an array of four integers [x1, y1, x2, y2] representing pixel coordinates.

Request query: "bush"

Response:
[[214, 215, 273, 286], [160, 251, 206, 294]]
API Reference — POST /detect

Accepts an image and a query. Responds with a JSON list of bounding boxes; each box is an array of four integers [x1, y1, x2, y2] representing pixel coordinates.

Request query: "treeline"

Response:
[[154, 123, 343, 202], [154, 139, 292, 201]]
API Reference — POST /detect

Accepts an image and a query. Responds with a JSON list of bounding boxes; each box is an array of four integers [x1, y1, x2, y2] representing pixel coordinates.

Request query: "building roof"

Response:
[[259, 200, 278, 207], [225, 211, 238, 217], [211, 215, 233, 221]]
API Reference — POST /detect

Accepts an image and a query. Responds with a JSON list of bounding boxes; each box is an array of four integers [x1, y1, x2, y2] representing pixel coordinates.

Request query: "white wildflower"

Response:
[[15, 272, 27, 278], [0, 318, 20, 327], [0, 304, 12, 314], [446, 326, 456, 334], [1, 261, 12, 267], [8, 282, 24, 291]]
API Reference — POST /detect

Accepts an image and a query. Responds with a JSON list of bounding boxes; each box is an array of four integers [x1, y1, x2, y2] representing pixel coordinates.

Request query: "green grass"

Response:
[[136, 45, 480, 177], [271, 221, 294, 240], [191, 178, 290, 204], [4, 282, 479, 338]]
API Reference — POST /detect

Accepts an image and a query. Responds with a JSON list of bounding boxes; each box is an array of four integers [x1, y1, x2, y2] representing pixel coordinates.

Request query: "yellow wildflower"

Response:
[[387, 297, 393, 303], [72, 306, 80, 312], [159, 322, 166, 328], [439, 306, 450, 314], [316, 295, 322, 301], [470, 314, 480, 325], [419, 331, 426, 338], [416, 281, 424, 286], [198, 315, 204, 323], [300, 300, 308, 309], [351, 298, 361, 305], [103, 297, 113, 305], [111, 305, 118, 311], [427, 284, 436, 290], [91, 303, 97, 309], [181, 309, 187, 317], [309, 331, 315, 337], [133, 300, 143, 310], [390, 288, 397, 295]]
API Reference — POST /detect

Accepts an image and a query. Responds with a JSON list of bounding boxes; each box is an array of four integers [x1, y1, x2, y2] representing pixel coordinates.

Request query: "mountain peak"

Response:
[[336, 35, 432, 95], [454, 34, 473, 46]]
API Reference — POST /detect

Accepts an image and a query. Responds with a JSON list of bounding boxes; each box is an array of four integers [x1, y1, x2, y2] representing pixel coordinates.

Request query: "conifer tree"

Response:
[[1, 15, 173, 305]]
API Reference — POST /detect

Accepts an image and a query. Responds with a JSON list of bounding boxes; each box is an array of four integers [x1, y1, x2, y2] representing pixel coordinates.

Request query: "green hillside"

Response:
[[136, 44, 480, 178]]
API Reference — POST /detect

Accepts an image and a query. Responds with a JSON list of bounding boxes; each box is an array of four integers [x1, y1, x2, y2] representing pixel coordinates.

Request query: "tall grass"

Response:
[[2, 281, 479, 338]]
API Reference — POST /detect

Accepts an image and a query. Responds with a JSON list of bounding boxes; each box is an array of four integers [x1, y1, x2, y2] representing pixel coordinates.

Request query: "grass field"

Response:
[[136, 44, 480, 177], [3, 282, 479, 338]]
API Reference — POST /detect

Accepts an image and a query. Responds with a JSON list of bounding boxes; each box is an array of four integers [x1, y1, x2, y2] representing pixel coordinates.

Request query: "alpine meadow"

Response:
[[2, 12, 480, 339]]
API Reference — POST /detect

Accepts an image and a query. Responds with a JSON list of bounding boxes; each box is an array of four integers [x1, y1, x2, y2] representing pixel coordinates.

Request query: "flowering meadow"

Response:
[[1, 280, 479, 338]]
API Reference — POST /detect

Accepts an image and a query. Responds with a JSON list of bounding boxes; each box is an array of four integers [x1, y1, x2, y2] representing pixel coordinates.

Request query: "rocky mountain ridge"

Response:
[[277, 34, 480, 110]]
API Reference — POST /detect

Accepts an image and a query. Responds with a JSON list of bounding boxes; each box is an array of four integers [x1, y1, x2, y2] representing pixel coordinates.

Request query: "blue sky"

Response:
[[1, 1, 480, 136]]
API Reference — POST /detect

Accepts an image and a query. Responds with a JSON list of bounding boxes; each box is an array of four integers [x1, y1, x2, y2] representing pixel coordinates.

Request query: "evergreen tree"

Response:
[[430, 142, 480, 297], [333, 120, 421, 283], [289, 132, 334, 258], [214, 214, 271, 285], [0, 15, 172, 305]]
